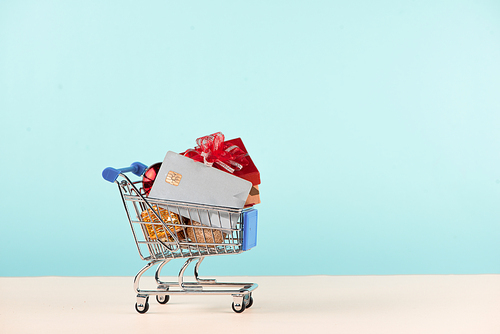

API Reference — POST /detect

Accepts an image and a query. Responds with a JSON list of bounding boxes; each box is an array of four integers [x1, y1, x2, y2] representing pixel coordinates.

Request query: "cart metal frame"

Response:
[[103, 162, 258, 313]]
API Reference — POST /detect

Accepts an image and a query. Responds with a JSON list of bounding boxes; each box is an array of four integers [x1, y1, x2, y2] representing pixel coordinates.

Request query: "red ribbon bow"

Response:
[[183, 132, 249, 173]]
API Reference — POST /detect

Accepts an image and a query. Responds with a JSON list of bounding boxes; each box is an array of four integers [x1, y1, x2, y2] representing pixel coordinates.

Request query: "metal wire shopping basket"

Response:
[[102, 162, 258, 313]]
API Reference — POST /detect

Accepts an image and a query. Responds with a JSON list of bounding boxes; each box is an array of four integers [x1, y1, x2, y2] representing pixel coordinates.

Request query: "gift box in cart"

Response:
[[102, 152, 259, 313]]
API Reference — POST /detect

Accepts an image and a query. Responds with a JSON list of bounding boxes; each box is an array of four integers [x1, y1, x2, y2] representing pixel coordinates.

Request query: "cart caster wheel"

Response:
[[135, 302, 149, 314], [245, 296, 253, 309], [232, 301, 246, 313], [156, 295, 170, 304], [135, 298, 149, 314]]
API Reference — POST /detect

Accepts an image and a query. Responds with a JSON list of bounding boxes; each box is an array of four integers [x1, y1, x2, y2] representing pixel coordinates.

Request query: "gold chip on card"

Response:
[[165, 171, 182, 186]]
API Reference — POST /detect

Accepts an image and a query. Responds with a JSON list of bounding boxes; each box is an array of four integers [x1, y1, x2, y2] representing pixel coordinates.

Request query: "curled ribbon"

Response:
[[183, 132, 249, 173]]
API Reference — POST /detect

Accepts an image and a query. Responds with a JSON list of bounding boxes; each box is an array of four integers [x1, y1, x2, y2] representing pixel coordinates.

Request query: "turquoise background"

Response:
[[1, 1, 499, 277]]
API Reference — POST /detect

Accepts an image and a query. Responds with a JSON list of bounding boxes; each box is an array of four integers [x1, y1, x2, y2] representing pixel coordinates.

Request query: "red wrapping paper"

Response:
[[181, 133, 260, 186], [223, 137, 260, 186]]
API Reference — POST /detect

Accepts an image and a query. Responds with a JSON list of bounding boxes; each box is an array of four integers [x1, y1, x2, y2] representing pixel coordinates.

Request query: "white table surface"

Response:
[[1, 275, 499, 333]]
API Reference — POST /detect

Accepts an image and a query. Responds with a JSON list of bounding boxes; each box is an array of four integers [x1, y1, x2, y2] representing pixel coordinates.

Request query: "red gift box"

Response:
[[223, 137, 260, 186], [180, 132, 261, 186]]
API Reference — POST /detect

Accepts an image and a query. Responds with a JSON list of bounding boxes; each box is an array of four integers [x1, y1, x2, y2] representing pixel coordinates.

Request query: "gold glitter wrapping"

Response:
[[185, 220, 226, 246], [140, 206, 185, 242]]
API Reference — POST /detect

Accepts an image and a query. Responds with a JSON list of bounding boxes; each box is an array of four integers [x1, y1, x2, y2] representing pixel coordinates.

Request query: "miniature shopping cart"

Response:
[[102, 162, 258, 313]]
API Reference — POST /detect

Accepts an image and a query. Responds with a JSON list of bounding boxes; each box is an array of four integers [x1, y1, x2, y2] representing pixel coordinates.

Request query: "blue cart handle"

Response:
[[102, 162, 148, 183]]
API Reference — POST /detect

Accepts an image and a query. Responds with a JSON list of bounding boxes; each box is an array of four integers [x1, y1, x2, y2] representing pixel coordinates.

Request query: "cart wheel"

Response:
[[135, 298, 149, 314], [245, 296, 254, 309], [232, 301, 246, 313], [135, 302, 149, 314], [156, 294, 170, 304]]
